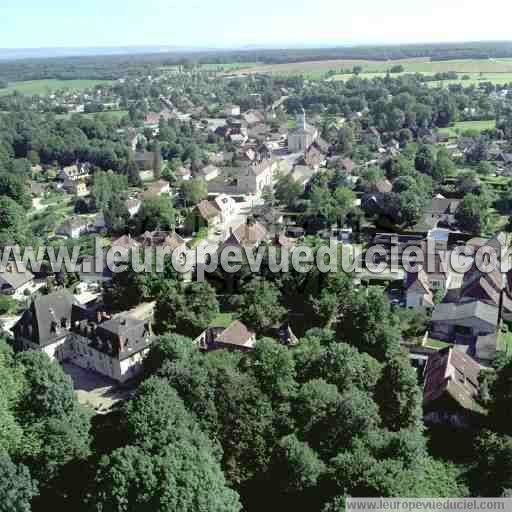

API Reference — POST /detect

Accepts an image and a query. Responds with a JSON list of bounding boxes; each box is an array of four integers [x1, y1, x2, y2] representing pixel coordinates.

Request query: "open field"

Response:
[[201, 62, 260, 72], [428, 72, 512, 87], [55, 109, 129, 121], [0, 79, 113, 96], [438, 119, 497, 137], [234, 57, 512, 82]]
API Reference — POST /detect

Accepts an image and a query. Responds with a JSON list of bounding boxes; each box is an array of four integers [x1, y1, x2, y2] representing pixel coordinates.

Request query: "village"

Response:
[[3, 42, 512, 508]]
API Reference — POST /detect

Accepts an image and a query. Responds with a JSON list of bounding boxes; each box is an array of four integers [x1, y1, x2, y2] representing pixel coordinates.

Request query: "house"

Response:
[[252, 205, 285, 229], [56, 217, 90, 239], [134, 151, 160, 173], [197, 165, 220, 182], [58, 163, 91, 183], [139, 230, 186, 250], [143, 179, 171, 198], [365, 178, 393, 194], [247, 123, 271, 141], [224, 104, 241, 117], [111, 234, 141, 254], [368, 232, 425, 265], [186, 200, 221, 234], [211, 194, 237, 224], [303, 144, 326, 170], [428, 235, 512, 350], [496, 152, 512, 166], [221, 218, 267, 249], [423, 347, 486, 427], [288, 109, 319, 153], [230, 132, 249, 145], [58, 163, 90, 197], [144, 110, 174, 128], [63, 178, 88, 197], [196, 320, 256, 352], [404, 250, 465, 309], [286, 226, 306, 239], [237, 158, 279, 196], [176, 166, 192, 181], [431, 301, 499, 343], [404, 269, 434, 310], [13, 291, 153, 383], [242, 110, 266, 128], [423, 197, 461, 228], [426, 228, 451, 253], [0, 267, 35, 297]]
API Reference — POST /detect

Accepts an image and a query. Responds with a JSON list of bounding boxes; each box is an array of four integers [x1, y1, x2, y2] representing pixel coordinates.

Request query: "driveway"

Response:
[[61, 362, 134, 414]]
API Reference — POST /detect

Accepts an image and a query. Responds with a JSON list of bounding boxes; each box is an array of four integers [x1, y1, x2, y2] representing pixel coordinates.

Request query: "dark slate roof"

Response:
[[14, 290, 77, 347], [245, 158, 276, 177], [432, 301, 499, 327], [427, 198, 461, 215], [0, 268, 34, 290], [134, 151, 155, 163], [95, 316, 152, 360]]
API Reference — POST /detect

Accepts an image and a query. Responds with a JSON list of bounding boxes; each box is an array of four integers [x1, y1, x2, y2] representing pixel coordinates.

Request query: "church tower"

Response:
[[297, 107, 306, 131]]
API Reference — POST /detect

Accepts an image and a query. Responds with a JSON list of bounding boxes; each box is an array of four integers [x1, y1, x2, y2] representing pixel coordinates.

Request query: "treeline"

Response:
[[3, 41, 512, 83]]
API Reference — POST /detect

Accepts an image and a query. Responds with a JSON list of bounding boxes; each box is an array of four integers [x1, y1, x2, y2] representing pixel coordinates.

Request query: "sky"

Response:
[[1, 0, 512, 49]]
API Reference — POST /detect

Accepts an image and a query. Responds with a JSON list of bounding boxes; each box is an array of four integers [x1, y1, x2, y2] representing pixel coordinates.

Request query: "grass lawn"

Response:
[[287, 118, 297, 129], [209, 313, 234, 328], [0, 79, 113, 96], [498, 329, 512, 356], [424, 338, 452, 350], [438, 120, 496, 137]]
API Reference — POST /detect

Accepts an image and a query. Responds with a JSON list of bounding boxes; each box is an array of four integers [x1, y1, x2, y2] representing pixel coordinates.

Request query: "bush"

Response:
[[0, 295, 17, 315]]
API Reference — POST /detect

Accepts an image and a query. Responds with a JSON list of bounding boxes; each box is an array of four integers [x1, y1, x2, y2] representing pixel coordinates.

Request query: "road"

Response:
[[194, 197, 261, 264]]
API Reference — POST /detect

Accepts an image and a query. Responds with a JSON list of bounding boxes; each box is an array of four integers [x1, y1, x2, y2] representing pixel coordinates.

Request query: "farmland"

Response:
[[438, 120, 497, 137], [0, 79, 113, 96], [233, 57, 512, 84]]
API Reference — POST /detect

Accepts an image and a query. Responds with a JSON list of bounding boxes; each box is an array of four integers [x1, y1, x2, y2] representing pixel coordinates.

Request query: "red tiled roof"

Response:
[[196, 200, 220, 220], [423, 347, 484, 413]]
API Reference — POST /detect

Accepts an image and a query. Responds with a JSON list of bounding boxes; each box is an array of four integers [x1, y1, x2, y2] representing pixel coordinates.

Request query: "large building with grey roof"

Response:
[[13, 291, 153, 383]]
